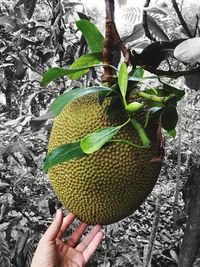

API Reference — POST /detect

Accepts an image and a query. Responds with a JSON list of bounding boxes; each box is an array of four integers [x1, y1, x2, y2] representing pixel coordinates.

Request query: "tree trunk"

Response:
[[178, 168, 200, 267]]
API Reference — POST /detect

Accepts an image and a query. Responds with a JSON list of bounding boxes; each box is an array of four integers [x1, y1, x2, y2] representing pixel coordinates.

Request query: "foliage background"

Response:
[[0, 0, 200, 266]]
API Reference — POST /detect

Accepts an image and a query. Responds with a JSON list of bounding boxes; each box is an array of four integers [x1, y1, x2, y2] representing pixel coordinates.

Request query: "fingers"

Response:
[[76, 225, 102, 252], [57, 213, 76, 239], [41, 209, 63, 242], [66, 222, 88, 247], [82, 230, 103, 263]]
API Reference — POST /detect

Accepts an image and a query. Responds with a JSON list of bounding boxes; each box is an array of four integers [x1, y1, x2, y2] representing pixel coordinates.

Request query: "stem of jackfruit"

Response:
[[102, 0, 132, 84], [130, 117, 150, 148], [119, 118, 130, 128], [102, 0, 115, 85], [109, 139, 146, 149], [138, 92, 176, 104], [110, 118, 148, 149]]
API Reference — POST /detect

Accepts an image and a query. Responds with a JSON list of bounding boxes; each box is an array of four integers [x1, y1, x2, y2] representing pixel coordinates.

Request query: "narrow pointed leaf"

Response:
[[43, 142, 86, 172], [42, 65, 103, 86], [51, 86, 113, 116], [128, 76, 158, 82], [76, 19, 104, 52], [69, 52, 103, 80], [81, 126, 122, 154], [118, 63, 128, 100]]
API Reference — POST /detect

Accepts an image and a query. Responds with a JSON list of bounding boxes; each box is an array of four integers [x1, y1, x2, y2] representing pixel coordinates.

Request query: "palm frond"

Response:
[[122, 6, 142, 24], [117, 0, 127, 7]]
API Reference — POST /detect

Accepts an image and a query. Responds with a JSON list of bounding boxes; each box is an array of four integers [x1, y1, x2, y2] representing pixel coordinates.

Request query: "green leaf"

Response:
[[118, 63, 128, 102], [128, 66, 156, 84], [42, 65, 103, 86], [43, 142, 86, 172], [161, 107, 178, 131], [51, 86, 113, 116], [106, 95, 124, 120], [128, 76, 158, 83], [76, 19, 104, 52], [81, 120, 129, 154], [168, 129, 176, 138], [81, 126, 121, 154], [69, 52, 103, 80], [144, 107, 163, 128], [132, 66, 144, 78], [163, 84, 185, 100], [98, 90, 114, 106], [128, 77, 143, 82]]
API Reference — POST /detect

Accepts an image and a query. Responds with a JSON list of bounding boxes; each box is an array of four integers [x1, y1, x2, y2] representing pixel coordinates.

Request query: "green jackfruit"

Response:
[[48, 93, 161, 225]]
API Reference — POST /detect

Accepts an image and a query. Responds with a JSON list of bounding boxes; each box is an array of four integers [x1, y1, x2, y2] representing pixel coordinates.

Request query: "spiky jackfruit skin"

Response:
[[48, 93, 161, 225]]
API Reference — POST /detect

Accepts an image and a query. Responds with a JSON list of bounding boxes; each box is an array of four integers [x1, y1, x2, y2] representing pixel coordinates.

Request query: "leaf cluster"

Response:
[[43, 19, 185, 171]]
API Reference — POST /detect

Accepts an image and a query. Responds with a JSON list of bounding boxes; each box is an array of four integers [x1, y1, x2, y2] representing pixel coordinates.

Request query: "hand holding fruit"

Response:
[[31, 210, 103, 267]]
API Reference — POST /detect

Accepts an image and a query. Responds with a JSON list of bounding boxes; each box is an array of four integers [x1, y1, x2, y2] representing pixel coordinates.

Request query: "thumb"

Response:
[[41, 209, 63, 242]]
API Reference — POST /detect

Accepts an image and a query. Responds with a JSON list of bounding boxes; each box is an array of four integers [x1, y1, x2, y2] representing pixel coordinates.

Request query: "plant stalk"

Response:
[[171, 0, 192, 37], [102, 0, 115, 85], [130, 117, 150, 147], [138, 91, 176, 103], [102, 0, 131, 85]]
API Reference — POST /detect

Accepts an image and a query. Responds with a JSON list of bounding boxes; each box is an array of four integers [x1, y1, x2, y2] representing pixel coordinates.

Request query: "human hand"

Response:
[[31, 209, 103, 267]]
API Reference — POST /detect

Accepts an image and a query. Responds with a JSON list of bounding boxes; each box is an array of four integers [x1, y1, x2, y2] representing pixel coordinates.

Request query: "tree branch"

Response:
[[102, 0, 131, 83], [110, 22, 130, 64], [194, 15, 200, 37], [171, 0, 192, 38], [102, 0, 200, 84], [144, 65, 200, 78], [142, 0, 157, 42]]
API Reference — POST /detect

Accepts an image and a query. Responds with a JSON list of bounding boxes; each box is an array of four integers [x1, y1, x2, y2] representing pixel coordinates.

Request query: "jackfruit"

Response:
[[48, 93, 161, 225]]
